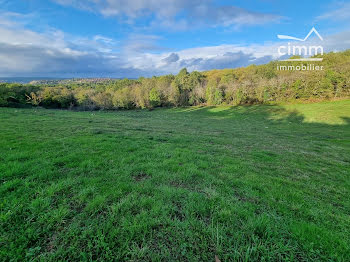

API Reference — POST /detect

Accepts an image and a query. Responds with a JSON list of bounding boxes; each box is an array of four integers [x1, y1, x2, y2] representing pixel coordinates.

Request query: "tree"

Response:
[[0, 84, 12, 106], [113, 87, 134, 109], [92, 92, 113, 110], [75, 89, 97, 110], [26, 92, 42, 106], [149, 87, 161, 108], [40, 87, 75, 108], [205, 79, 223, 105]]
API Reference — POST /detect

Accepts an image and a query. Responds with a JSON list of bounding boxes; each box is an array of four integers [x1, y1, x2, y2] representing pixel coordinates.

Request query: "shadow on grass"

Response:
[[171, 103, 350, 127]]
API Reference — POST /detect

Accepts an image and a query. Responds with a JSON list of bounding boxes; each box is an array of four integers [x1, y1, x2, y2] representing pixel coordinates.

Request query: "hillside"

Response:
[[1, 100, 350, 260], [1, 50, 350, 110]]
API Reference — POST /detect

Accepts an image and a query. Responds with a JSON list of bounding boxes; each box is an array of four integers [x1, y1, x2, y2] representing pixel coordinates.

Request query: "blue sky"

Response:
[[0, 0, 349, 77]]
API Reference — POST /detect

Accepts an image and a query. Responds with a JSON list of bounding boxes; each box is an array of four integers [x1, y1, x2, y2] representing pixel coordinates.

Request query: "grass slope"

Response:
[[1, 100, 350, 261]]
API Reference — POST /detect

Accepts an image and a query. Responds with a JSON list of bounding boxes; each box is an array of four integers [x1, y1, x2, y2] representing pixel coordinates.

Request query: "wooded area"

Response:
[[1, 51, 349, 110]]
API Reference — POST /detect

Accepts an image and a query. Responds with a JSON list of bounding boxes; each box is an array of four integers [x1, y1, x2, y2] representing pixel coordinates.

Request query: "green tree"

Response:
[[0, 84, 12, 106], [206, 79, 223, 105], [149, 87, 161, 108]]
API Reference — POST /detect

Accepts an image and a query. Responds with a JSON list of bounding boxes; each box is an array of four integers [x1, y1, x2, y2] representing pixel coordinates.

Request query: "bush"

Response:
[[40, 87, 76, 108]]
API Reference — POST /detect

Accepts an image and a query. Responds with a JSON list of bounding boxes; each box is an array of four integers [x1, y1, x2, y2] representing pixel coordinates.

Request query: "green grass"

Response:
[[1, 100, 350, 261]]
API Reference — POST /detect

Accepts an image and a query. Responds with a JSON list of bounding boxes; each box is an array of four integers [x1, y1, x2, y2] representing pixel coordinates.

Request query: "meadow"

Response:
[[1, 100, 350, 261]]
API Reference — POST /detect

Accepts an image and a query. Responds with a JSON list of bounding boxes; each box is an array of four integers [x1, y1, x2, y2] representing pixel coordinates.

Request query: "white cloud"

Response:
[[126, 43, 279, 74], [93, 35, 118, 45], [162, 53, 179, 63], [51, 0, 283, 30], [111, 31, 350, 75], [0, 11, 349, 78], [121, 34, 167, 53], [316, 2, 350, 21], [0, 12, 124, 77]]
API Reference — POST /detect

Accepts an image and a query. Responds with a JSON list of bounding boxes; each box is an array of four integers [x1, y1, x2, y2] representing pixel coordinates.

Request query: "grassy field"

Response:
[[1, 100, 350, 261]]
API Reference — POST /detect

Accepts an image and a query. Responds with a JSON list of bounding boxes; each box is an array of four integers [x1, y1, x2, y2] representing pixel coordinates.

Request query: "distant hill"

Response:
[[0, 77, 68, 84]]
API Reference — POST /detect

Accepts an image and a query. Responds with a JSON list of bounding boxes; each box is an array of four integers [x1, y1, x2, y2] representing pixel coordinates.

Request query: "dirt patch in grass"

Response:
[[132, 172, 151, 182]]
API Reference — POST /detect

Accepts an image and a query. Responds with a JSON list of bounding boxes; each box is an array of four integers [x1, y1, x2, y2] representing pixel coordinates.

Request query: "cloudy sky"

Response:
[[0, 0, 350, 78]]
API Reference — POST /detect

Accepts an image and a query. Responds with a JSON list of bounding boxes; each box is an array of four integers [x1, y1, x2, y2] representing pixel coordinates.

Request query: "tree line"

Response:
[[1, 50, 350, 110]]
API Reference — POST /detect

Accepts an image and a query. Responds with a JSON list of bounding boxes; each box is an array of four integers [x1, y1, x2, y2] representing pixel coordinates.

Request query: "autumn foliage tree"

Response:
[[1, 50, 350, 110]]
